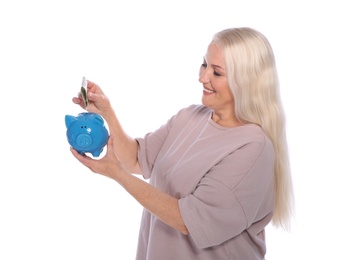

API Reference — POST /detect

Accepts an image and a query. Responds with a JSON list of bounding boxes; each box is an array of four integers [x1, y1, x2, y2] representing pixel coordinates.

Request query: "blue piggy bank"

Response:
[[65, 112, 109, 157]]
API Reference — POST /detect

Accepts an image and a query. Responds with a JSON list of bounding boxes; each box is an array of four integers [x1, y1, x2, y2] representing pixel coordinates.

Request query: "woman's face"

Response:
[[199, 42, 235, 115]]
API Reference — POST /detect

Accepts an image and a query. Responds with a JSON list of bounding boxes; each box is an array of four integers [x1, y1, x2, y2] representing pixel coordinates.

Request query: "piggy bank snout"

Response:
[[76, 134, 92, 148]]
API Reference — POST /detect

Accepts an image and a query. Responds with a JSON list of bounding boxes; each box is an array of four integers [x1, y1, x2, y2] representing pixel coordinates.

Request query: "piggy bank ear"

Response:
[[65, 115, 78, 128], [92, 114, 104, 125]]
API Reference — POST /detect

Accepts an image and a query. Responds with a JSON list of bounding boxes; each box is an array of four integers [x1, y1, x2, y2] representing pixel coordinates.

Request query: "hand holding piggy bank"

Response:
[[65, 112, 109, 157]]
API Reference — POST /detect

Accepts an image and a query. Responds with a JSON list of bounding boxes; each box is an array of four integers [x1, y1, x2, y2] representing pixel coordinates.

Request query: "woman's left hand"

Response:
[[70, 136, 125, 181]]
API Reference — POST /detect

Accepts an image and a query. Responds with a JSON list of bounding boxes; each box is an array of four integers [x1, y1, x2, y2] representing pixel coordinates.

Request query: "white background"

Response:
[[1, 0, 353, 259]]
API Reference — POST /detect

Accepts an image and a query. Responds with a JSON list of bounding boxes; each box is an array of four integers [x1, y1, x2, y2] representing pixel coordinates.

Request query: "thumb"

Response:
[[106, 135, 116, 155], [108, 135, 114, 147]]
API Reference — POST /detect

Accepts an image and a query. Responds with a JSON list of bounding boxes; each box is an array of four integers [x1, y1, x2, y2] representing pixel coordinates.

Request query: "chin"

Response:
[[201, 98, 212, 109]]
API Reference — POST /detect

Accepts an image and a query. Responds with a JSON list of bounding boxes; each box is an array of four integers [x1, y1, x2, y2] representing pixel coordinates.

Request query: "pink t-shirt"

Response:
[[135, 104, 275, 260]]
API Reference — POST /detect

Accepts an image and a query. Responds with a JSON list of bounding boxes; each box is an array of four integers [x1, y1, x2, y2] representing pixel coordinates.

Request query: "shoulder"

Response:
[[238, 124, 274, 156], [219, 124, 274, 170], [239, 124, 269, 143], [176, 104, 210, 117], [171, 104, 211, 124], [219, 123, 271, 150]]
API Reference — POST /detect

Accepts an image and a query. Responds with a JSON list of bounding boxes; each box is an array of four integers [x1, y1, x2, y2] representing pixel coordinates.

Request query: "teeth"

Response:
[[204, 88, 214, 93]]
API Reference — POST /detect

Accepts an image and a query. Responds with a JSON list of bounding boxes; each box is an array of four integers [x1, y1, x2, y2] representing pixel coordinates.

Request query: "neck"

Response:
[[211, 112, 243, 127]]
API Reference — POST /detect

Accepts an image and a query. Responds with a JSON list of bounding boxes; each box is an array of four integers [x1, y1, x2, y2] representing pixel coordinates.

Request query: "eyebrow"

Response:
[[211, 64, 225, 70], [203, 57, 225, 70]]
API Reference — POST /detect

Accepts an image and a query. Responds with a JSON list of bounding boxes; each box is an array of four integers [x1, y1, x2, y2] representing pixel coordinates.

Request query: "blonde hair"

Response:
[[213, 27, 294, 230]]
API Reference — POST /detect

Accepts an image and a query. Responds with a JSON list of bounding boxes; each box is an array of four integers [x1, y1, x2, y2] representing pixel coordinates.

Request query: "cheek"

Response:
[[213, 78, 229, 92], [226, 88, 236, 103]]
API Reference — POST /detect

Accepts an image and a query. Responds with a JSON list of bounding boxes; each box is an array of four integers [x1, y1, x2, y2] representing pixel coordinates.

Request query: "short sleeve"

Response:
[[178, 139, 275, 249], [136, 123, 169, 179], [179, 176, 248, 249]]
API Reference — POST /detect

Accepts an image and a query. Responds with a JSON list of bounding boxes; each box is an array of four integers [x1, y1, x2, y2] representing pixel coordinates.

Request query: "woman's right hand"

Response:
[[72, 80, 112, 118], [72, 79, 141, 174]]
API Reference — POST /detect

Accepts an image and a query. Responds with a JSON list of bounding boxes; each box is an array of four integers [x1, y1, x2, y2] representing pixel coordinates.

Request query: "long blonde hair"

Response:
[[213, 27, 294, 230]]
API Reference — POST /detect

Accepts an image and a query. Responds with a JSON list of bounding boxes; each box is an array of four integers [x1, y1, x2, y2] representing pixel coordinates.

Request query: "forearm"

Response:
[[116, 171, 189, 235], [103, 108, 140, 173]]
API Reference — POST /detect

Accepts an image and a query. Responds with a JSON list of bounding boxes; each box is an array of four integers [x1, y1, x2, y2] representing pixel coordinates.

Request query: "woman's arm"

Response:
[[70, 137, 189, 235]]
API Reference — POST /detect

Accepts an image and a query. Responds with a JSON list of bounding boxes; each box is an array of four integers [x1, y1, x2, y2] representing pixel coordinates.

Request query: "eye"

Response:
[[200, 59, 223, 77]]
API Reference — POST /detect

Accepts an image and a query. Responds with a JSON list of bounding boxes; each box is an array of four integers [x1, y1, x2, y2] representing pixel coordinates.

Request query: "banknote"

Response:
[[80, 76, 88, 108]]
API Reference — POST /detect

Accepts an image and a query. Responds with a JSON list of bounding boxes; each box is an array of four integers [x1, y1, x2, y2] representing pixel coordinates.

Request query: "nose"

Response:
[[199, 67, 210, 84]]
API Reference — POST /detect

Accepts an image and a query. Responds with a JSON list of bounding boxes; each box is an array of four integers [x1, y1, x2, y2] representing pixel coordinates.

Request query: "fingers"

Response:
[[86, 91, 103, 103], [71, 79, 111, 114], [70, 147, 93, 168], [72, 96, 82, 104], [70, 147, 105, 176], [87, 80, 103, 94], [69, 136, 122, 181], [71, 91, 86, 109]]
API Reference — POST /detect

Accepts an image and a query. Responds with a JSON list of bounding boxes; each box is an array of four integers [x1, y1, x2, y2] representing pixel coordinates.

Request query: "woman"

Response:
[[71, 27, 294, 260]]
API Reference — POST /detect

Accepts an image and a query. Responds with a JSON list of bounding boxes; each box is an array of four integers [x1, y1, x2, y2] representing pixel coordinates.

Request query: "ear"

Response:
[[92, 114, 104, 125], [65, 115, 78, 128]]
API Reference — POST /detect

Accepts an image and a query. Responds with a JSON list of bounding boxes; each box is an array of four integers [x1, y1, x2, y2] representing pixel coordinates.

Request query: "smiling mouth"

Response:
[[203, 87, 215, 94]]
